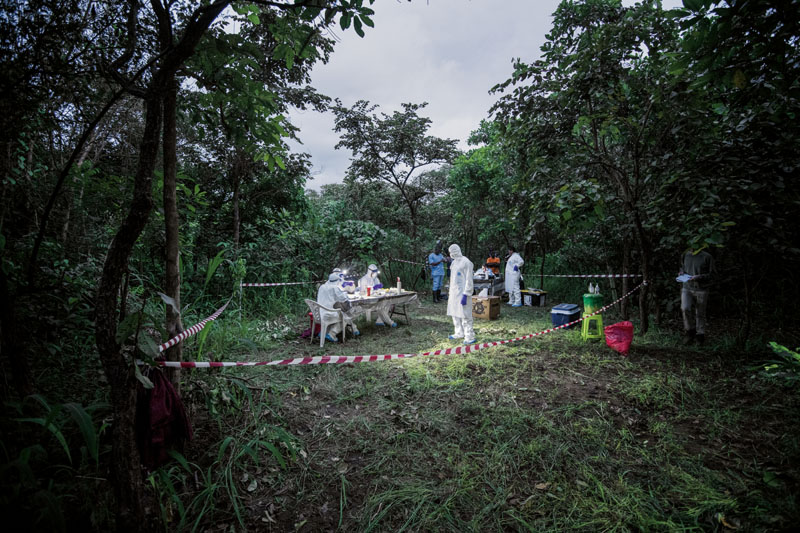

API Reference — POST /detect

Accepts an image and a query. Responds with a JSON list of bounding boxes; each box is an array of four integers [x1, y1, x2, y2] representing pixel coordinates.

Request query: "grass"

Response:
[[151, 295, 800, 531]]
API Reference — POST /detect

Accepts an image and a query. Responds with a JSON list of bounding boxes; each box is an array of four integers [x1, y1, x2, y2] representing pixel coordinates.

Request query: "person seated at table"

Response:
[[333, 267, 356, 292], [317, 273, 360, 342], [358, 264, 397, 328]]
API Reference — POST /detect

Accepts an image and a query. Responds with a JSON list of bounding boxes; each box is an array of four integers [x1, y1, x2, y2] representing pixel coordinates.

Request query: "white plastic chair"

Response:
[[305, 299, 346, 347]]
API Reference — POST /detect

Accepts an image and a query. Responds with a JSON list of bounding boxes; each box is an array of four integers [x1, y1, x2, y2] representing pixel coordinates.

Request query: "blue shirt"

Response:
[[428, 253, 445, 276]]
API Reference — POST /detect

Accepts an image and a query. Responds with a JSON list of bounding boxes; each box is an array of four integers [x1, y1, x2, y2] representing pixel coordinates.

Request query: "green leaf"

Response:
[[137, 334, 160, 359], [63, 403, 99, 465], [353, 16, 364, 37], [682, 0, 704, 11], [196, 322, 213, 360], [15, 416, 72, 464], [711, 102, 727, 115], [167, 449, 193, 473], [134, 364, 154, 390], [763, 470, 781, 488], [247, 13, 260, 25], [260, 441, 287, 469], [284, 47, 294, 70], [339, 12, 351, 31], [217, 436, 235, 462], [116, 312, 141, 345], [205, 249, 226, 290]]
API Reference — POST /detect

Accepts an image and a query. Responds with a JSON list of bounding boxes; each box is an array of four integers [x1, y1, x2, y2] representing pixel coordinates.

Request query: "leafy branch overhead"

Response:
[[332, 99, 460, 236]]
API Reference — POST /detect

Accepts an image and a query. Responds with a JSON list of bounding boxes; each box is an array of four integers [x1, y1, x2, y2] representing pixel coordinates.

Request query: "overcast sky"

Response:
[[289, 0, 682, 191]]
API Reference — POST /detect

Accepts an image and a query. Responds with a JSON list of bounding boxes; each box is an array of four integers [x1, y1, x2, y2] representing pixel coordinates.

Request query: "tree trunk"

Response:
[[61, 130, 97, 245], [632, 214, 651, 334], [539, 244, 546, 290], [95, 93, 162, 532], [621, 237, 630, 320], [739, 252, 752, 346], [232, 167, 241, 250], [163, 80, 183, 390]]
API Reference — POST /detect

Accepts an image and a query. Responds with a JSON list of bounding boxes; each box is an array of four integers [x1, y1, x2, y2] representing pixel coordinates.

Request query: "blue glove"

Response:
[[373, 283, 383, 289], [513, 265, 519, 272], [460, 294, 467, 306]]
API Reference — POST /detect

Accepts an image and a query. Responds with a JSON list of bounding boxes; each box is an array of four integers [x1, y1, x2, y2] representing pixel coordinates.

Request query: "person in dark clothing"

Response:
[[679, 249, 714, 345]]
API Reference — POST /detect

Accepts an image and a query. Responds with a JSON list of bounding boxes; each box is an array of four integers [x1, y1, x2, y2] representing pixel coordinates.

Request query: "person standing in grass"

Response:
[[504, 246, 524, 307], [446, 244, 476, 345], [428, 243, 446, 303], [679, 248, 714, 345]]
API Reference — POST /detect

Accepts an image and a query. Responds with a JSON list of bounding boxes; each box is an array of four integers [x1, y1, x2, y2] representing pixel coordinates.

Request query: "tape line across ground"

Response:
[[147, 281, 647, 369]]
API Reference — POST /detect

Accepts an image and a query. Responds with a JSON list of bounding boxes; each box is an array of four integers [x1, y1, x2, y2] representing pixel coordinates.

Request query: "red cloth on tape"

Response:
[[135, 367, 193, 469], [605, 321, 634, 356]]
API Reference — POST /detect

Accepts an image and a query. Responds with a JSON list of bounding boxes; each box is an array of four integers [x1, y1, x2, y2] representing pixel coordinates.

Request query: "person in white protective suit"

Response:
[[317, 273, 360, 343], [446, 244, 476, 344], [357, 264, 397, 327], [505, 246, 525, 307]]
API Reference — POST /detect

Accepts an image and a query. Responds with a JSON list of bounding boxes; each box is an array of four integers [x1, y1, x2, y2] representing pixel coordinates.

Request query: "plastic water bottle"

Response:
[[588, 282, 594, 294], [397, 277, 402, 291]]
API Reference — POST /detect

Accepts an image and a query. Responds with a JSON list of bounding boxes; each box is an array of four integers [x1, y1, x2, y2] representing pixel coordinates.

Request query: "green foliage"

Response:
[[332, 99, 460, 241], [1, 395, 112, 530], [148, 374, 298, 531], [759, 342, 800, 387]]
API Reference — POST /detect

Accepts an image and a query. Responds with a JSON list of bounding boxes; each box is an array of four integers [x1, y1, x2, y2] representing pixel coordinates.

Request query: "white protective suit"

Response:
[[317, 273, 360, 338], [505, 251, 524, 306], [446, 244, 475, 343], [358, 264, 396, 327]]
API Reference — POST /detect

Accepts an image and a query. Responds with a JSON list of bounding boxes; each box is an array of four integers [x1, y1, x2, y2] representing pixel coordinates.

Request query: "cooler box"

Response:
[[472, 295, 500, 320], [551, 303, 581, 328], [522, 289, 547, 307]]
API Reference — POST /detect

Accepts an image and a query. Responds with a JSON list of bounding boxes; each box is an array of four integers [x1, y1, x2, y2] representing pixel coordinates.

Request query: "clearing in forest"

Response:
[[170, 299, 800, 532]]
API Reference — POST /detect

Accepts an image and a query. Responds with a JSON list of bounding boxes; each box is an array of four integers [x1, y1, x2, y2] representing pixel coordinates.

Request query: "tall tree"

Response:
[[492, 0, 682, 332], [90, 1, 380, 527], [666, 0, 800, 339], [332, 100, 459, 239]]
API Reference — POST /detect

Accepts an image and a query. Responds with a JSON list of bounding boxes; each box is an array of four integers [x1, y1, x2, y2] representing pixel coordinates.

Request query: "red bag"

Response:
[[300, 312, 322, 338], [605, 321, 634, 356]]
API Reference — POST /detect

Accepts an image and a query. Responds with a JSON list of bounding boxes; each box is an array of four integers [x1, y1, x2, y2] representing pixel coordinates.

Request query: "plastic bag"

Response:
[[605, 321, 634, 356], [478, 288, 489, 297]]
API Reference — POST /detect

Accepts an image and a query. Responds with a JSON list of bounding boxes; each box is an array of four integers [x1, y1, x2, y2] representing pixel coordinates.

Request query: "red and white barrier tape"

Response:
[[149, 282, 647, 368], [158, 298, 231, 352], [241, 281, 320, 287], [539, 274, 642, 278]]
